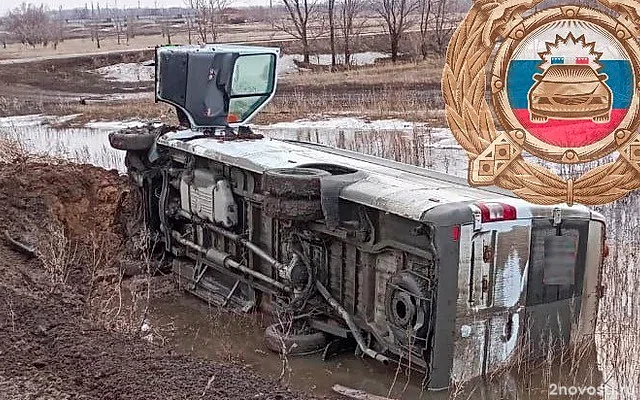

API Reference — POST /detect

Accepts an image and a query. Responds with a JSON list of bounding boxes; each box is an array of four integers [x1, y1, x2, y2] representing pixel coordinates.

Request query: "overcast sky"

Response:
[[0, 0, 269, 15]]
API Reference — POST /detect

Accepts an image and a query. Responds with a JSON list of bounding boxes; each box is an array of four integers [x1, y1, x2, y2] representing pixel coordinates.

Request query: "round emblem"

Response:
[[442, 3, 640, 205], [492, 8, 640, 162]]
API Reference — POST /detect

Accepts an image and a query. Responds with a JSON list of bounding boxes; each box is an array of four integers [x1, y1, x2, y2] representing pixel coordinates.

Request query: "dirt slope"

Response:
[[0, 160, 319, 400]]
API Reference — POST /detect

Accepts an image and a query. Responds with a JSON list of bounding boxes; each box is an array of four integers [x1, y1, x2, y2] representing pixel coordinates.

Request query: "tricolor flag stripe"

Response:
[[506, 59, 633, 147], [506, 59, 633, 109], [511, 109, 627, 147]]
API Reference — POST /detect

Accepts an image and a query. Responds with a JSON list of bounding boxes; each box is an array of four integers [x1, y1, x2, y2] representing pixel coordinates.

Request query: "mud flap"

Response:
[[318, 172, 366, 229], [172, 259, 256, 312]]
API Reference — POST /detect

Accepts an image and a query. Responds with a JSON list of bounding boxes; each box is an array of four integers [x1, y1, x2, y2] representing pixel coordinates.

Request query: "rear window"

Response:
[[526, 220, 588, 305]]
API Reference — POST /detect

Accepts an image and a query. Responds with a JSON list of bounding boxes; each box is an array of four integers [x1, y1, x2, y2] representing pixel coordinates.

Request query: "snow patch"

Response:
[[93, 62, 155, 82], [84, 120, 148, 130], [0, 114, 81, 128], [0, 114, 49, 128], [278, 52, 389, 74]]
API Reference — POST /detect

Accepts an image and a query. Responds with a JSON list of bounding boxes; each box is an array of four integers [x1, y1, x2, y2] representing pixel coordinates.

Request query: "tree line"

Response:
[[2, 2, 139, 49], [2, 0, 460, 60], [279, 0, 460, 66], [4, 3, 63, 48]]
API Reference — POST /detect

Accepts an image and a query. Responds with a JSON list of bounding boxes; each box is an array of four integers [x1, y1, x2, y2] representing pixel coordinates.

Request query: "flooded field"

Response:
[[148, 291, 607, 400], [0, 115, 135, 171], [1, 114, 638, 399]]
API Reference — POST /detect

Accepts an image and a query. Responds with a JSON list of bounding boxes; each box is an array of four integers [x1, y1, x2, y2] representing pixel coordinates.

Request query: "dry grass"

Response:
[[256, 58, 447, 124], [0, 96, 178, 127], [0, 22, 284, 61], [0, 51, 447, 125], [64, 100, 178, 126], [83, 231, 161, 339], [258, 90, 446, 125], [593, 199, 640, 398], [0, 137, 27, 163], [36, 225, 78, 293], [281, 57, 445, 88]]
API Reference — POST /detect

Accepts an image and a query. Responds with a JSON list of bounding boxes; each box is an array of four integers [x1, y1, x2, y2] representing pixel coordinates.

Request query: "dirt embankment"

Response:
[[0, 157, 319, 400]]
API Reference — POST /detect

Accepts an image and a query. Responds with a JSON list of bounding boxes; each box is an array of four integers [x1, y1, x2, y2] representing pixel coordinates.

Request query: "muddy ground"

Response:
[[0, 36, 446, 125], [0, 157, 320, 399]]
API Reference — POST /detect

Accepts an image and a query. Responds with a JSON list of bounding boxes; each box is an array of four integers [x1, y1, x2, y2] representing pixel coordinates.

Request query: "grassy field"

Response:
[[0, 49, 447, 126], [0, 17, 390, 61], [259, 58, 446, 124], [0, 22, 281, 60]]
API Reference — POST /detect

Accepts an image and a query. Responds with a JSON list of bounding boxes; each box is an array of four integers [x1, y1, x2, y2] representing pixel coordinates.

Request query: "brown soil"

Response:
[[0, 159, 319, 400], [0, 51, 154, 94], [0, 37, 446, 124], [0, 50, 156, 119]]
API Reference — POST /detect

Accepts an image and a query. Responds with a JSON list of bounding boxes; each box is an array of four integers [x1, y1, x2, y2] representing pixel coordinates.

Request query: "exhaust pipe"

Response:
[[171, 231, 291, 293], [175, 210, 288, 274], [315, 281, 390, 365], [172, 227, 389, 364]]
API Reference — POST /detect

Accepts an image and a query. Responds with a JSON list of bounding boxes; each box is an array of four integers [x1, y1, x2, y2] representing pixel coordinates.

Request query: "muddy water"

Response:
[[0, 115, 137, 171], [148, 294, 604, 400], [149, 295, 415, 398]]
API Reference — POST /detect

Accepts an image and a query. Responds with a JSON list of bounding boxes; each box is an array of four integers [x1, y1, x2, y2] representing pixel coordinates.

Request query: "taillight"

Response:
[[476, 202, 517, 222], [452, 225, 460, 241]]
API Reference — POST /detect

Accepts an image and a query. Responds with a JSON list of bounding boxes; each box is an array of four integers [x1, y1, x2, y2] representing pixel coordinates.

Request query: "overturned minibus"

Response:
[[109, 44, 606, 389]]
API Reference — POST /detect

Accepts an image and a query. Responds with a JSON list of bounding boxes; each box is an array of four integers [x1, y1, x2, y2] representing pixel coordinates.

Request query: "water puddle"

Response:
[[148, 294, 604, 399], [0, 115, 146, 171], [0, 115, 470, 177]]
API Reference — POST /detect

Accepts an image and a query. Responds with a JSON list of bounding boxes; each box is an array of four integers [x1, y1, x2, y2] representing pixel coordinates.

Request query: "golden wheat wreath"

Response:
[[442, 0, 640, 205]]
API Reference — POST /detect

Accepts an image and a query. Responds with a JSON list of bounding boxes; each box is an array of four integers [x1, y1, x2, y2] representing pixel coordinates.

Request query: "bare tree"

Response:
[[418, 0, 432, 59], [51, 6, 65, 50], [90, 24, 101, 49], [111, 0, 124, 45], [7, 3, 53, 48], [0, 27, 6, 49], [278, 0, 322, 64], [430, 0, 455, 55], [89, 2, 102, 49], [328, 0, 336, 68], [126, 16, 137, 43], [185, 14, 194, 44], [114, 16, 125, 45], [187, 0, 229, 43], [161, 21, 173, 44], [373, 0, 418, 62], [338, 0, 364, 66]]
